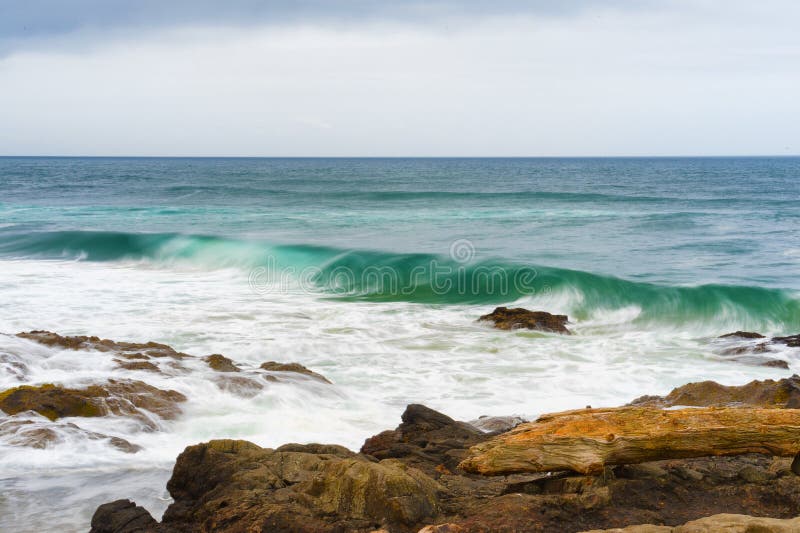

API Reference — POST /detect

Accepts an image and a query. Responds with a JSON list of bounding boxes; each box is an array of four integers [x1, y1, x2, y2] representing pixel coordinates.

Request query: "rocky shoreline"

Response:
[[3, 309, 800, 532]]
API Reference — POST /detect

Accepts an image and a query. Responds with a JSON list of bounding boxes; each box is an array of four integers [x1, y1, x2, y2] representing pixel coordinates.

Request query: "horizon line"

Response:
[[1, 154, 799, 159]]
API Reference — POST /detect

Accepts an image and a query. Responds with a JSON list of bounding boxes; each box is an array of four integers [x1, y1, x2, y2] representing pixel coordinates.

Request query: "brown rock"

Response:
[[582, 513, 800, 532], [629, 376, 800, 408], [0, 380, 186, 426], [0, 418, 140, 452], [17, 330, 190, 359], [115, 360, 160, 373], [459, 406, 800, 475], [156, 439, 441, 532], [203, 354, 240, 372], [478, 307, 571, 334], [260, 361, 331, 383]]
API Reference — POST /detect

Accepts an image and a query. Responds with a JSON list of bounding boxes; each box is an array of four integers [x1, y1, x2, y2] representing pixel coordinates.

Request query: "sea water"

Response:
[[1, 156, 799, 531]]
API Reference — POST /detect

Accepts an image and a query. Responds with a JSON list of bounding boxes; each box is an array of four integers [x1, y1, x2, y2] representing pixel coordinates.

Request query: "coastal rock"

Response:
[[204, 353, 240, 372], [581, 513, 800, 532], [259, 361, 331, 383], [155, 439, 442, 532], [90, 499, 160, 533], [773, 334, 800, 347], [115, 359, 161, 372], [478, 307, 571, 334], [719, 331, 766, 339], [468, 415, 527, 434], [90, 403, 800, 533], [459, 406, 800, 475], [0, 380, 186, 425], [629, 376, 800, 408], [0, 418, 140, 452], [361, 404, 487, 476], [17, 330, 191, 359]]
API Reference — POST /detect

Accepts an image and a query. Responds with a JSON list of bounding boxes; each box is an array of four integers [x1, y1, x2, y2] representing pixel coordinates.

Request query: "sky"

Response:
[[0, 0, 798, 156]]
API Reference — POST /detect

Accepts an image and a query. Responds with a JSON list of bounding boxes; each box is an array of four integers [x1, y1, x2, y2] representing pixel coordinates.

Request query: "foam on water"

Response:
[[0, 258, 793, 532]]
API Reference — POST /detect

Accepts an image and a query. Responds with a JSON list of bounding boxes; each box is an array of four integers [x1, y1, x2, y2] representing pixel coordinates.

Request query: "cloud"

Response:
[[0, 0, 797, 156], [0, 1, 654, 54]]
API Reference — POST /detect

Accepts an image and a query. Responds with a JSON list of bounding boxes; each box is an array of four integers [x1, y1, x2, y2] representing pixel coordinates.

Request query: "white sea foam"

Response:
[[0, 258, 792, 532]]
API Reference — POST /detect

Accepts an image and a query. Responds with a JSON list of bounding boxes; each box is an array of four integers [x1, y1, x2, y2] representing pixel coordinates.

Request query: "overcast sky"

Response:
[[0, 0, 798, 156]]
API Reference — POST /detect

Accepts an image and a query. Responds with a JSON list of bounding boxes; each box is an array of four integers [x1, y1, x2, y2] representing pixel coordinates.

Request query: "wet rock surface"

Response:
[[630, 375, 800, 408], [714, 331, 800, 369], [478, 307, 571, 334], [91, 401, 800, 533], [260, 361, 332, 383], [0, 380, 187, 426]]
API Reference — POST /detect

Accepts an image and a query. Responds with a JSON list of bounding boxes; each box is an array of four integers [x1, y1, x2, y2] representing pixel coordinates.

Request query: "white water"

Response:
[[0, 259, 792, 532]]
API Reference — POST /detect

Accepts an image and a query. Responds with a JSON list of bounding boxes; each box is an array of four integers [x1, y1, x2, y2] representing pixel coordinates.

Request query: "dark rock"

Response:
[[479, 307, 571, 334], [203, 354, 240, 372], [259, 361, 331, 383], [629, 376, 800, 409], [90, 499, 159, 533], [719, 331, 766, 339], [773, 334, 800, 347], [361, 404, 487, 476]]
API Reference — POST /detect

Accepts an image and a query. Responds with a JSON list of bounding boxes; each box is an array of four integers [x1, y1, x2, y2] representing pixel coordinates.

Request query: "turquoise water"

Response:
[[2, 156, 800, 329], [1, 156, 800, 532]]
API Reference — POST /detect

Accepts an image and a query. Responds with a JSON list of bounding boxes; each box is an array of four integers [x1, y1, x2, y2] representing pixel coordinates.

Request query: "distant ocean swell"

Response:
[[1, 229, 799, 331]]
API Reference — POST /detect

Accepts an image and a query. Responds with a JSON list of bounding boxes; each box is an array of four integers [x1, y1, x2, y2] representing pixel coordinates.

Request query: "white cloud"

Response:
[[0, 1, 798, 156]]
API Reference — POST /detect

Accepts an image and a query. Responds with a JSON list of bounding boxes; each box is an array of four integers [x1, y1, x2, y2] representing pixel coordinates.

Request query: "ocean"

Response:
[[1, 156, 799, 531]]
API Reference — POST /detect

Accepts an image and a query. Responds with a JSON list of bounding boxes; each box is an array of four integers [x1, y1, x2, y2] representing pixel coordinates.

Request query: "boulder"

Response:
[[90, 499, 160, 533], [203, 354, 240, 372], [361, 404, 487, 476], [718, 331, 766, 339], [629, 376, 800, 408], [17, 330, 190, 359], [459, 406, 800, 475], [260, 361, 331, 383], [155, 439, 442, 532], [478, 307, 571, 334], [0, 380, 186, 426]]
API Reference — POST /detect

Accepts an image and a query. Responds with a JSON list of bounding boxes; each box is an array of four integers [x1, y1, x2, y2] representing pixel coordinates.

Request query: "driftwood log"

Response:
[[459, 406, 800, 475]]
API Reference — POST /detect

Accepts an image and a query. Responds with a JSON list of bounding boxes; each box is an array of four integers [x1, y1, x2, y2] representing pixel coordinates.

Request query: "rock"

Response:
[[0, 417, 140, 452], [203, 354, 240, 372], [418, 524, 464, 533], [761, 359, 791, 369], [90, 404, 800, 533], [582, 513, 800, 532], [773, 334, 800, 347], [459, 406, 800, 475], [629, 376, 800, 408], [89, 499, 159, 533], [468, 415, 527, 434], [154, 439, 442, 532], [115, 360, 161, 372], [259, 361, 331, 383], [17, 330, 190, 359], [719, 331, 766, 339], [361, 404, 487, 476], [213, 374, 264, 397], [479, 307, 571, 334], [0, 380, 186, 426]]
